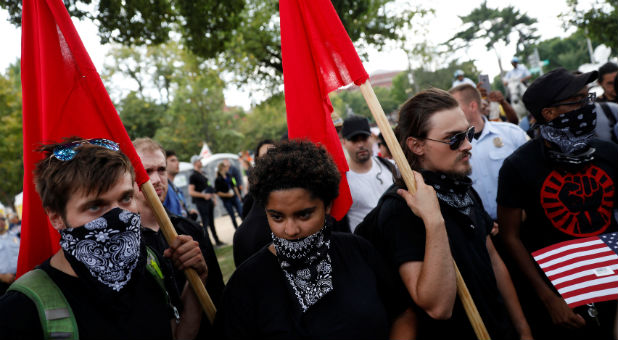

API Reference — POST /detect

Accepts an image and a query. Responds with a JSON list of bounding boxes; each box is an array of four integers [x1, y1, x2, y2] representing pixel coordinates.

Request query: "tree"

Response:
[[447, 1, 539, 75], [0, 61, 23, 206], [412, 60, 479, 92], [117, 91, 166, 140], [520, 30, 604, 73], [1, 0, 245, 59], [237, 93, 287, 151], [222, 0, 428, 88], [565, 0, 618, 52]]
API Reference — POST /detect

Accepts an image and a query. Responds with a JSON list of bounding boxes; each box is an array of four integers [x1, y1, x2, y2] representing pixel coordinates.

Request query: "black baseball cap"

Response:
[[522, 68, 598, 123], [341, 115, 371, 140]]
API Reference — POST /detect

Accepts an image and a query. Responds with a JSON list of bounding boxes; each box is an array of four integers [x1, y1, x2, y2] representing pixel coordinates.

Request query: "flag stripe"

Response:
[[533, 239, 603, 261], [557, 276, 618, 294], [537, 247, 612, 268], [533, 233, 618, 308], [545, 255, 618, 277], [552, 264, 618, 285]]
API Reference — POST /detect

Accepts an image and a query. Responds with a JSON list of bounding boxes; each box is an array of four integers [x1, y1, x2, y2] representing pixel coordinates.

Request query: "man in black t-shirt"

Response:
[[497, 68, 618, 339], [0, 138, 205, 339], [188, 155, 223, 246], [374, 89, 531, 339]]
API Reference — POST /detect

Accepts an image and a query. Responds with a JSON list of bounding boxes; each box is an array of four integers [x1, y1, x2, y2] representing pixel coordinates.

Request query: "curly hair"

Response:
[[249, 139, 340, 207]]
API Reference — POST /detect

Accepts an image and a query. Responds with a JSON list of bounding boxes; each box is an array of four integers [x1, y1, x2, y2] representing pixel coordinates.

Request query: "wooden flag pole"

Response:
[[358, 81, 491, 340], [141, 180, 217, 324]]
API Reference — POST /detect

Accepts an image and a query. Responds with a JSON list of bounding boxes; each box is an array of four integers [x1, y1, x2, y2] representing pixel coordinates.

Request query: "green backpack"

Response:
[[7, 247, 174, 340]]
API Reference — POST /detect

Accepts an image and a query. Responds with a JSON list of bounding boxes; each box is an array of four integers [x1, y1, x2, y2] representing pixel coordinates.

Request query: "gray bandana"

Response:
[[272, 224, 333, 312]]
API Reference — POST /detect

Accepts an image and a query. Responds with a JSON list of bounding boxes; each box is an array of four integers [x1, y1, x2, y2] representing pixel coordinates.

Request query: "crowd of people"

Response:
[[0, 58, 618, 339]]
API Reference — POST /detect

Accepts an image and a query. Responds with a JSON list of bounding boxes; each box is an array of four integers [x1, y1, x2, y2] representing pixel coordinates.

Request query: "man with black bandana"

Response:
[[373, 88, 531, 339], [497, 68, 618, 339], [0, 138, 206, 339]]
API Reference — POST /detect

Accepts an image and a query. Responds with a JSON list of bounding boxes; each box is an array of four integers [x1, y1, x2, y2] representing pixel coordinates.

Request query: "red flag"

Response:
[[18, 0, 149, 276], [532, 232, 618, 308], [280, 0, 369, 220]]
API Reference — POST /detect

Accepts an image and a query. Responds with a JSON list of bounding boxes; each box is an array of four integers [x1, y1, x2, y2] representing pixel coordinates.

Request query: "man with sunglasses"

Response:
[[341, 115, 395, 233], [497, 68, 618, 339], [0, 138, 207, 339], [368, 88, 531, 339], [449, 84, 528, 222]]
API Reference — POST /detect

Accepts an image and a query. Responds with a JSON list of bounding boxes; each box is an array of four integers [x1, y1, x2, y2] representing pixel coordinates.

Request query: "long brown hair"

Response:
[[395, 88, 459, 171]]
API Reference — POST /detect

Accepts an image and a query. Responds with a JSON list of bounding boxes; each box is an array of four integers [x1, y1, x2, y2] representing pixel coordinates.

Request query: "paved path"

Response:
[[207, 214, 241, 246]]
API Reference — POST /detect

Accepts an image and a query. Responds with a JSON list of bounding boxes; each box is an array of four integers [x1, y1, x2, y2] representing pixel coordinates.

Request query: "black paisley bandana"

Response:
[[540, 103, 596, 154], [422, 170, 474, 216], [272, 224, 333, 313], [60, 208, 143, 293]]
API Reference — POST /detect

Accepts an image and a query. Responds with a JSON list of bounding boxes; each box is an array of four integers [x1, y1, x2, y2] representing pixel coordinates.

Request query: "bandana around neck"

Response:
[[272, 224, 333, 313], [421, 170, 474, 216], [60, 208, 144, 294]]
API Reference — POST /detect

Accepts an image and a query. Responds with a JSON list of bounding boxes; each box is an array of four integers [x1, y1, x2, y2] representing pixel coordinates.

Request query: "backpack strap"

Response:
[[8, 269, 79, 340], [145, 246, 180, 321]]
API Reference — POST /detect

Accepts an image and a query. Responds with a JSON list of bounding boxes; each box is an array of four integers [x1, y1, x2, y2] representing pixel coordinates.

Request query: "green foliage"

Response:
[[1, 0, 245, 58], [566, 0, 618, 52], [117, 92, 166, 140], [520, 30, 603, 72], [0, 61, 23, 206], [223, 0, 428, 88], [237, 94, 287, 151], [447, 1, 539, 55], [412, 60, 479, 92]]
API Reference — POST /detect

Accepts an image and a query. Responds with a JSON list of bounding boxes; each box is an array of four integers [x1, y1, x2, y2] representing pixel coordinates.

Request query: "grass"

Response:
[[215, 245, 236, 283]]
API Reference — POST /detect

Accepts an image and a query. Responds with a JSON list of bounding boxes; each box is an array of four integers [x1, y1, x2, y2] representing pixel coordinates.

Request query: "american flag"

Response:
[[532, 232, 618, 308]]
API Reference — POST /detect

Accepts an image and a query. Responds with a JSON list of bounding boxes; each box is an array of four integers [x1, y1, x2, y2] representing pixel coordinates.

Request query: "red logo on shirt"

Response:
[[540, 165, 614, 237]]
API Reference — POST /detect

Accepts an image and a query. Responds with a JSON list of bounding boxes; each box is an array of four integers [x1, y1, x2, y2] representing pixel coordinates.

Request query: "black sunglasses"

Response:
[[425, 126, 475, 150], [549, 92, 595, 108]]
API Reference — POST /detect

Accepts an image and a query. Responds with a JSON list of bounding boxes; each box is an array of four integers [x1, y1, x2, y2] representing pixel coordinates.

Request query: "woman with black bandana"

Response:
[[215, 140, 411, 339]]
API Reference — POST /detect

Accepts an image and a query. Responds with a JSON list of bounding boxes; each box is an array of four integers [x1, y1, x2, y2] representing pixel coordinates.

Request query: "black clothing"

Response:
[[376, 182, 517, 340], [216, 233, 394, 339], [497, 137, 618, 339], [215, 173, 239, 201], [189, 170, 214, 204], [233, 198, 271, 267], [189, 170, 220, 243], [498, 138, 618, 253], [142, 211, 225, 338], [0, 259, 172, 339], [142, 211, 225, 307]]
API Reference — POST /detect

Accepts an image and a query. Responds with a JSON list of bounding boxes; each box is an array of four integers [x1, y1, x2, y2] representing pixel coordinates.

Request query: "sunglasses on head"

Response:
[[52, 138, 120, 161], [425, 126, 475, 150]]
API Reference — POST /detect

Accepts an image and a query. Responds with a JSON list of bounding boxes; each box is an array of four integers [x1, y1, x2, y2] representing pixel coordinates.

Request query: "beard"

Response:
[[446, 150, 472, 179], [354, 148, 371, 163]]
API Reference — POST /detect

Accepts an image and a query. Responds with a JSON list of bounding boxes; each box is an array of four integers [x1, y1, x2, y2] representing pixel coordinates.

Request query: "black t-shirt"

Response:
[[376, 185, 516, 340], [142, 211, 226, 338], [189, 170, 213, 203], [497, 138, 618, 253], [496, 138, 618, 338], [216, 233, 395, 339], [215, 174, 238, 202], [0, 259, 172, 339]]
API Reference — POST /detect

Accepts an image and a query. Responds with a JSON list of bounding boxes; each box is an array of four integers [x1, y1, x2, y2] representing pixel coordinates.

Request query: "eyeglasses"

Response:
[[52, 138, 120, 161], [549, 92, 596, 108], [425, 126, 475, 150]]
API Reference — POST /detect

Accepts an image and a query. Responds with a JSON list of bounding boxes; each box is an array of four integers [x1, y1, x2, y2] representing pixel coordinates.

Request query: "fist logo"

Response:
[[540, 165, 614, 236]]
